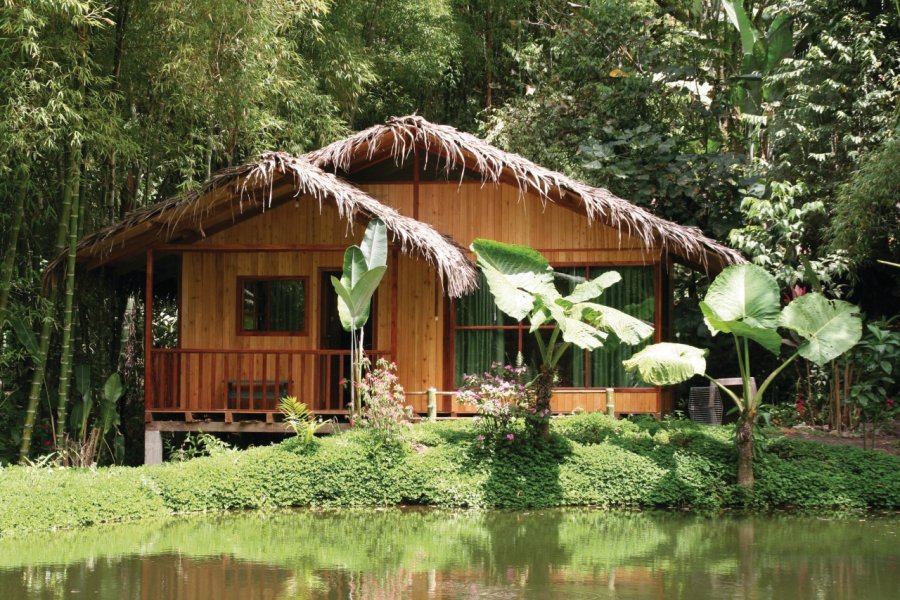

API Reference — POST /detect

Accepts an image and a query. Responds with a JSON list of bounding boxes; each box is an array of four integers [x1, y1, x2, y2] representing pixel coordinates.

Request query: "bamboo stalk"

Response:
[[0, 168, 27, 330], [18, 146, 78, 463], [56, 151, 83, 450]]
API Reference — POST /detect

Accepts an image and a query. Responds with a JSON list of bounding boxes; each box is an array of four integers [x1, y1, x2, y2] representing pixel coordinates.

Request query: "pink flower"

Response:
[[506, 433, 514, 441]]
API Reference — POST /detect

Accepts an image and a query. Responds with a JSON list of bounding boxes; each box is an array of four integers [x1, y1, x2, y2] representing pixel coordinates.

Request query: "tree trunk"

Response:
[[0, 170, 27, 330], [18, 147, 78, 463], [736, 415, 754, 488], [533, 366, 555, 439], [56, 151, 82, 450]]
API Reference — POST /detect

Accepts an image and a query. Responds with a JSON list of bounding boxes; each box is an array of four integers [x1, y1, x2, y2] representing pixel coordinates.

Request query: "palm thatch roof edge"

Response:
[[306, 115, 744, 272], [47, 152, 478, 297]]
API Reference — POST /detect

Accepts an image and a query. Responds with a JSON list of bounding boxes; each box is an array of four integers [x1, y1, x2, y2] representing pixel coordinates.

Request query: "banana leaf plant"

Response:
[[471, 239, 654, 437], [331, 219, 388, 416], [624, 263, 862, 489], [65, 367, 125, 466]]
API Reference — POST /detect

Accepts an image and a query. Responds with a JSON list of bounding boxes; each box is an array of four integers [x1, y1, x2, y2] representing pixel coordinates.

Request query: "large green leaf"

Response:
[[331, 277, 355, 331], [779, 293, 862, 366], [99, 374, 121, 434], [565, 271, 622, 303], [9, 315, 39, 360], [74, 364, 91, 397], [103, 373, 124, 404], [547, 301, 607, 351], [360, 219, 388, 269], [331, 267, 386, 330], [579, 302, 654, 346], [623, 343, 708, 386], [342, 246, 368, 288], [766, 13, 793, 71], [701, 263, 783, 354], [722, 0, 759, 55], [472, 239, 555, 320]]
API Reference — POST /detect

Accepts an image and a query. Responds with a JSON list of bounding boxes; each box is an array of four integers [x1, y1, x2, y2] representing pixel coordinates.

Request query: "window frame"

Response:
[[236, 275, 310, 337], [450, 262, 661, 389]]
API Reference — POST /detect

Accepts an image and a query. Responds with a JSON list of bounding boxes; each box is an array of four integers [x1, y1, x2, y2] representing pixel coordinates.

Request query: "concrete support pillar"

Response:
[[144, 429, 163, 465]]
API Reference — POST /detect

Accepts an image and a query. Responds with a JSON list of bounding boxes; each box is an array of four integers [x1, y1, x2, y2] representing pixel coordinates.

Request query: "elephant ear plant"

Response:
[[471, 239, 654, 438], [331, 219, 388, 416], [624, 263, 862, 489]]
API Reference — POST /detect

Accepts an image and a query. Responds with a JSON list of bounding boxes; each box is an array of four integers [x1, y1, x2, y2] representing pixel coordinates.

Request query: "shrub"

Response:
[[354, 359, 413, 446], [1, 418, 898, 535], [164, 432, 234, 462], [457, 363, 533, 445]]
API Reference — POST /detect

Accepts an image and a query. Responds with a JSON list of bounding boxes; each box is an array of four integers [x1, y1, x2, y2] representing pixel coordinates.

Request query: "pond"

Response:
[[0, 509, 897, 599]]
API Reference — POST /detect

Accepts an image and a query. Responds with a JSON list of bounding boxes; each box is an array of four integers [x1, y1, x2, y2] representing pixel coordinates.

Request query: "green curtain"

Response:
[[586, 266, 654, 387], [242, 279, 305, 332], [454, 273, 507, 385], [454, 267, 654, 387]]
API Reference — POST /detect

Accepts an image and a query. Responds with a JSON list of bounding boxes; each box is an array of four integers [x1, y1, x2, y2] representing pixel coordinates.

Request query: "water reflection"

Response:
[[0, 509, 896, 599]]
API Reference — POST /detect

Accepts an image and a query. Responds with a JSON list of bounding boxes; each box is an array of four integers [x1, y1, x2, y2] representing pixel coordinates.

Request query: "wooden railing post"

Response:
[[427, 388, 437, 421], [144, 249, 154, 412], [605, 387, 616, 419]]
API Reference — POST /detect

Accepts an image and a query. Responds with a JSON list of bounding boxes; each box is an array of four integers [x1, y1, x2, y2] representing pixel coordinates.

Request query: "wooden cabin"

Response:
[[60, 116, 742, 457]]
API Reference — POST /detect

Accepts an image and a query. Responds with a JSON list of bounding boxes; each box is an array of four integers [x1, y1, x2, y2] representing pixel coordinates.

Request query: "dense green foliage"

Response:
[[2, 417, 898, 535], [0, 0, 897, 464]]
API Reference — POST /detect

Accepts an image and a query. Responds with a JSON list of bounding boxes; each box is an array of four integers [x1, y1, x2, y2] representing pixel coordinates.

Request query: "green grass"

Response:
[[1, 414, 898, 535]]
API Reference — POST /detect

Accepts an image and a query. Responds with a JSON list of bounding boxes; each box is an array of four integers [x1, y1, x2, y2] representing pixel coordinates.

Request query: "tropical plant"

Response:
[[279, 396, 325, 445], [624, 263, 863, 489], [62, 370, 126, 467], [330, 219, 388, 416], [165, 432, 234, 463], [471, 239, 654, 437], [844, 320, 900, 447], [353, 358, 413, 446], [457, 362, 533, 445], [728, 180, 851, 295]]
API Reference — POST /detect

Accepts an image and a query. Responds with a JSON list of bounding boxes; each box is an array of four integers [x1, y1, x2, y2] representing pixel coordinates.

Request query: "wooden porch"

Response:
[[144, 345, 667, 424], [144, 348, 391, 423]]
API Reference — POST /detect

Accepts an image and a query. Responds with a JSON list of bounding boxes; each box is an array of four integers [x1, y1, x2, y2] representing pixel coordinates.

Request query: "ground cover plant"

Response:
[[2, 415, 898, 536]]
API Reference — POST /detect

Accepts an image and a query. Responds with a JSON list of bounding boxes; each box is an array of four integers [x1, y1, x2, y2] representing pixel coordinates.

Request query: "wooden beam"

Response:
[[144, 249, 154, 415], [413, 149, 420, 219], [390, 247, 399, 361], [145, 419, 349, 434], [157, 243, 349, 253]]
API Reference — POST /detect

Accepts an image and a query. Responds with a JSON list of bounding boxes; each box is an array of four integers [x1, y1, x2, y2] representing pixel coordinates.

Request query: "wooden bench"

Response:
[[226, 379, 291, 410]]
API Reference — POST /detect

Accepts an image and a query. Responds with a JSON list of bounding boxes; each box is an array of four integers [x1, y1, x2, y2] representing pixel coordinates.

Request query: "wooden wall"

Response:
[[174, 181, 667, 414], [359, 182, 664, 413]]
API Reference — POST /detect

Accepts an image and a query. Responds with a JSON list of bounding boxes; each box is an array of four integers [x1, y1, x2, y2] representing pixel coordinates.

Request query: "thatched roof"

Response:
[[307, 115, 744, 272], [51, 152, 478, 297]]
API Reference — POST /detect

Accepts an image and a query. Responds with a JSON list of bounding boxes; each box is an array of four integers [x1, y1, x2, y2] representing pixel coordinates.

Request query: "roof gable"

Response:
[[307, 115, 744, 273], [51, 153, 477, 297]]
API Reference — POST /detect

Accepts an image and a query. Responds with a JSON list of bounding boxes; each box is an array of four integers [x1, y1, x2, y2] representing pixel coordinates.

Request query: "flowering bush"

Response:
[[458, 363, 533, 445], [354, 358, 414, 445]]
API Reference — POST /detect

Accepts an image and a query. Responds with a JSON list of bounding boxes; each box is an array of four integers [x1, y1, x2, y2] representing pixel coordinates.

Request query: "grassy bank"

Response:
[[2, 415, 898, 535]]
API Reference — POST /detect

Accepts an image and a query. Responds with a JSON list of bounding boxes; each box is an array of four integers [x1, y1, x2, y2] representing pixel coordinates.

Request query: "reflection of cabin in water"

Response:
[[56, 116, 741, 458]]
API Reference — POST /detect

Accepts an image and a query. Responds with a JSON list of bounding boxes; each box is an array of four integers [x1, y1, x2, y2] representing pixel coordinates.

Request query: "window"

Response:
[[238, 277, 307, 335], [453, 266, 655, 387]]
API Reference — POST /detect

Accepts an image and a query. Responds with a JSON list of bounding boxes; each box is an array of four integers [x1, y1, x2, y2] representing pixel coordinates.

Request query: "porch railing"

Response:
[[147, 348, 390, 414]]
